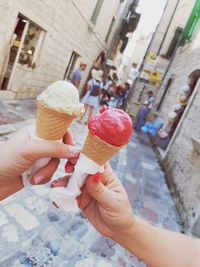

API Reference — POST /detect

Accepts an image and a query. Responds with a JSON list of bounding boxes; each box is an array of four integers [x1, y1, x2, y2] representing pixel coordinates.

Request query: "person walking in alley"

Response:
[[134, 90, 155, 131], [0, 129, 199, 267], [71, 62, 87, 89], [116, 80, 130, 109], [79, 69, 103, 124]]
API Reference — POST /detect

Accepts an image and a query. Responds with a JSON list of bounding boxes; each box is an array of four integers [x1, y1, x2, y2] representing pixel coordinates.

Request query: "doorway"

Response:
[[0, 14, 45, 91], [154, 70, 200, 151], [169, 70, 200, 138], [0, 15, 27, 90], [63, 51, 80, 81]]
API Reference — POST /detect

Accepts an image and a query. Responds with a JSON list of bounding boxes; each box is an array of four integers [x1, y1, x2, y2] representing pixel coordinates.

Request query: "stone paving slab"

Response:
[[0, 100, 182, 267]]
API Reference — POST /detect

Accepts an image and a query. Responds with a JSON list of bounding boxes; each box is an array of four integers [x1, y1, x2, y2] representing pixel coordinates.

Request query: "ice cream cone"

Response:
[[82, 132, 122, 166], [36, 101, 75, 140]]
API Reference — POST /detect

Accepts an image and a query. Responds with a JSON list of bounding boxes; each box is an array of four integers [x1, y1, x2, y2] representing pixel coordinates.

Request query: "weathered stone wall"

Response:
[[0, 0, 123, 99], [159, 0, 195, 55], [128, 0, 195, 109], [160, 27, 200, 234]]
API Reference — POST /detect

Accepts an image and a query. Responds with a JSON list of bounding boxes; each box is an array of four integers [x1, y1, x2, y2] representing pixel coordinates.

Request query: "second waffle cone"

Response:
[[82, 132, 122, 166]]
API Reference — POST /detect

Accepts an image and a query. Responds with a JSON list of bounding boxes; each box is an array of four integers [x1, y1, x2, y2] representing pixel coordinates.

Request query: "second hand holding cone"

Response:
[[51, 107, 133, 212]]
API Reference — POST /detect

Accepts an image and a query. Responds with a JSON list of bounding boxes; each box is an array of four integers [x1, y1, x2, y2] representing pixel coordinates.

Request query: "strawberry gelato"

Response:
[[88, 107, 133, 146]]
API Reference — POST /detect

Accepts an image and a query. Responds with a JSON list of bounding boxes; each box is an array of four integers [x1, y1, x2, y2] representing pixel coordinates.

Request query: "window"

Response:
[[91, 0, 104, 24], [64, 51, 80, 80], [18, 16, 45, 68], [180, 0, 200, 46], [165, 27, 183, 59], [105, 17, 115, 43]]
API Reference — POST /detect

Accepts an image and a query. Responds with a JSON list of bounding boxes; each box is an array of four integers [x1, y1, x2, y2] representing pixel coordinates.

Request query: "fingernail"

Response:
[[69, 157, 78, 165], [51, 180, 58, 188], [32, 175, 44, 185], [65, 161, 73, 173], [51, 181, 55, 188], [52, 201, 59, 208], [91, 173, 100, 183], [69, 146, 81, 155]]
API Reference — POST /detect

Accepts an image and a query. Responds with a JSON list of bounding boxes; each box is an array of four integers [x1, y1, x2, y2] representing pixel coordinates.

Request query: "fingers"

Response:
[[26, 140, 81, 160], [64, 161, 75, 172], [30, 158, 60, 185], [86, 173, 116, 208], [68, 157, 78, 165], [63, 129, 76, 146], [51, 160, 74, 188], [51, 176, 70, 188], [98, 164, 118, 186]]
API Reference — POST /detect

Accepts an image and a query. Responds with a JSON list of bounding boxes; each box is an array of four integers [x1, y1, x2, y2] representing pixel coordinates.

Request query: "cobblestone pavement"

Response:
[[0, 100, 182, 267]]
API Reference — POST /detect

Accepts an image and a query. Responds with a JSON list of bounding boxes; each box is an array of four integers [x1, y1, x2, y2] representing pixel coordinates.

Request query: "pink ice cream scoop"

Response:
[[88, 106, 133, 146]]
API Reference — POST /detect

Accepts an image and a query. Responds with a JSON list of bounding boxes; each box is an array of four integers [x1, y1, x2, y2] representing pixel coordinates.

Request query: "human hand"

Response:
[[0, 128, 80, 200], [51, 164, 135, 238]]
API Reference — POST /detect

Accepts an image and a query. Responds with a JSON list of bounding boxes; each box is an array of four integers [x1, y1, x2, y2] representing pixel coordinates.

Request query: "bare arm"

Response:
[[73, 79, 79, 88], [114, 216, 200, 267], [53, 164, 200, 267], [85, 84, 90, 92]]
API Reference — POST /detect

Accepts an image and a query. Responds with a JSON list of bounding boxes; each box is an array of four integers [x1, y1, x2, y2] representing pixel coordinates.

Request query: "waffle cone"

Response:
[[36, 102, 75, 140], [82, 132, 123, 166]]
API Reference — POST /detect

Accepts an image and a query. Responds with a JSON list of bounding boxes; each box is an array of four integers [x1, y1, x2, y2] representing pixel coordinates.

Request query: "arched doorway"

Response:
[[188, 69, 200, 92], [169, 69, 200, 138], [155, 69, 200, 150]]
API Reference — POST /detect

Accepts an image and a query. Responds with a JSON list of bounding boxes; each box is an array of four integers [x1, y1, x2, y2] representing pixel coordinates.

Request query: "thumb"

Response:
[[86, 173, 114, 208], [26, 139, 81, 159]]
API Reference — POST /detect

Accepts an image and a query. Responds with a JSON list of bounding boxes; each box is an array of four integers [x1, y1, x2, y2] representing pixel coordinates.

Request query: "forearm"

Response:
[[86, 84, 90, 92], [113, 216, 200, 267], [74, 80, 79, 88]]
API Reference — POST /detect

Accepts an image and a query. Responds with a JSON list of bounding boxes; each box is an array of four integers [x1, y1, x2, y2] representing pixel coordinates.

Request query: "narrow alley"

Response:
[[0, 100, 181, 267]]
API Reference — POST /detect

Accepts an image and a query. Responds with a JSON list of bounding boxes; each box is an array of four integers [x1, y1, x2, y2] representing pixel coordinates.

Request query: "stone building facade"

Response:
[[0, 0, 128, 99], [129, 0, 195, 104], [156, 0, 200, 236], [161, 15, 200, 236], [126, 0, 200, 236]]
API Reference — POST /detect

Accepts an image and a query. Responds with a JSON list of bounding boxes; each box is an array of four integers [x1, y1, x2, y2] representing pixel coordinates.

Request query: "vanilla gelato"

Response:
[[37, 81, 84, 116]]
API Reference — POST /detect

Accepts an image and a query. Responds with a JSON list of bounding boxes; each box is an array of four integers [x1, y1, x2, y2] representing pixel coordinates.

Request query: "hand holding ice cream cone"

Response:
[[51, 107, 133, 212], [22, 81, 84, 185]]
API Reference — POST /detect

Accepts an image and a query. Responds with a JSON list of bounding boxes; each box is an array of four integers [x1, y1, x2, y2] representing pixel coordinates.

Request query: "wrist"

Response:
[[111, 214, 137, 243]]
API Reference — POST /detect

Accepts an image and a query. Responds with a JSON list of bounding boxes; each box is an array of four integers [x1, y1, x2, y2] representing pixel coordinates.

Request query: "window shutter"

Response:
[[181, 0, 200, 46]]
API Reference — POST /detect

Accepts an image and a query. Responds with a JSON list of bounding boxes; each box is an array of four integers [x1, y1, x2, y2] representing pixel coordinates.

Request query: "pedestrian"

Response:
[[128, 62, 139, 83], [99, 75, 113, 105], [103, 75, 113, 92], [1, 129, 199, 267], [79, 69, 103, 124], [134, 90, 155, 131], [116, 81, 130, 109], [71, 62, 87, 89]]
